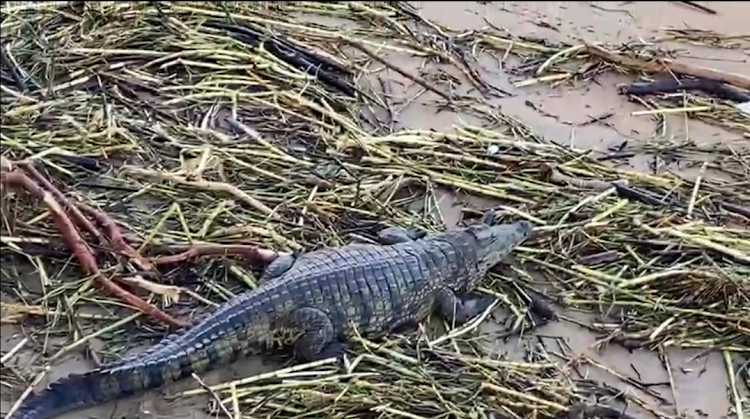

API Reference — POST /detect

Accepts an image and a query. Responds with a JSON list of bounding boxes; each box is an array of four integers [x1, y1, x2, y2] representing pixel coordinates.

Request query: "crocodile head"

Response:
[[466, 217, 533, 274]]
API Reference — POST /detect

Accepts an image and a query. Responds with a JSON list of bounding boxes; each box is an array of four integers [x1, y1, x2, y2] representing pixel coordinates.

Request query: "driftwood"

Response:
[[621, 78, 750, 103], [586, 43, 750, 90]]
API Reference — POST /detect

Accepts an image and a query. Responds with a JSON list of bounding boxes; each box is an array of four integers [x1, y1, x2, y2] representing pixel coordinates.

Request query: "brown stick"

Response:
[[146, 243, 287, 265], [2, 170, 187, 329], [540, 163, 618, 191], [585, 43, 750, 90], [77, 203, 155, 271], [18, 162, 105, 242]]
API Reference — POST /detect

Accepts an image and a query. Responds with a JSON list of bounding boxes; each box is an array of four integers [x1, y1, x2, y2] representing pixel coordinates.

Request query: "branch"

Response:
[[13, 160, 154, 271], [540, 163, 621, 191], [76, 202, 155, 271], [146, 243, 287, 265], [2, 169, 187, 329], [19, 161, 105, 244]]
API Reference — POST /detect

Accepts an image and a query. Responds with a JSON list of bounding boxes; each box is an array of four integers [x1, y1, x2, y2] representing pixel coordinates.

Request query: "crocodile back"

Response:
[[265, 237, 482, 336]]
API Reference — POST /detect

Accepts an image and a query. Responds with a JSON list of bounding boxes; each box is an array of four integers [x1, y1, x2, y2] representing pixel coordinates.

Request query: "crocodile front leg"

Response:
[[435, 287, 495, 325], [480, 209, 498, 225], [377, 226, 426, 244], [284, 307, 346, 362]]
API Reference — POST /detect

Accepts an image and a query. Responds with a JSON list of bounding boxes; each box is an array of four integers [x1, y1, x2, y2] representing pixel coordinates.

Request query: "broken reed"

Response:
[[174, 331, 685, 419], [2, 1, 748, 361], [0, 3, 748, 419], [178, 338, 576, 419]]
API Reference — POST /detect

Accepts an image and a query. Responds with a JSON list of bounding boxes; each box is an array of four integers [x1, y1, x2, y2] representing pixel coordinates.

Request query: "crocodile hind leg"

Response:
[[377, 226, 426, 244], [435, 287, 496, 325], [284, 307, 347, 362], [260, 254, 296, 283], [388, 317, 420, 335]]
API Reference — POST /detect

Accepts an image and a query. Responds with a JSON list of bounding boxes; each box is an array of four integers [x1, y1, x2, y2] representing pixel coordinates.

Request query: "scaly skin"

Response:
[[13, 218, 533, 419]]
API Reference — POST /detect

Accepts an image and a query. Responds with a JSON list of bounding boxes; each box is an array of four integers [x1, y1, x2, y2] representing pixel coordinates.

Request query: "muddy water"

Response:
[[2, 2, 748, 419], [396, 2, 749, 169]]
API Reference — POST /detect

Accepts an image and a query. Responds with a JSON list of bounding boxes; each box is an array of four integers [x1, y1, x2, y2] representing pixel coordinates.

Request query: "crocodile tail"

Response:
[[11, 368, 118, 419], [10, 326, 194, 419], [12, 291, 276, 419], [12, 340, 246, 419]]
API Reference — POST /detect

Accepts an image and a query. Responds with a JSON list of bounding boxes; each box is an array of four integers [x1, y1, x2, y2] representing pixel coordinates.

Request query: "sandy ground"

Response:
[[2, 2, 748, 419]]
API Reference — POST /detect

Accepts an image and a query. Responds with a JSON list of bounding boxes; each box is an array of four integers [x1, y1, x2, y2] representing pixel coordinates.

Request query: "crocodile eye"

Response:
[[480, 210, 497, 225], [465, 225, 491, 241]]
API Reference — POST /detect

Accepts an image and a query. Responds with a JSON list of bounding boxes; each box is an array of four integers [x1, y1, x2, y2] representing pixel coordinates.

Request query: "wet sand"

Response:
[[2, 2, 748, 419]]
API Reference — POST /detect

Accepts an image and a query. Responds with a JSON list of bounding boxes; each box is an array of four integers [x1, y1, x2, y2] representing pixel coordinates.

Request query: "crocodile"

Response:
[[12, 213, 533, 419]]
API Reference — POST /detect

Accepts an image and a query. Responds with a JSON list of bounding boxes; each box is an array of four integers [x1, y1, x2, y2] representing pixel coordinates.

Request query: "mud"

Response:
[[2, 2, 748, 419]]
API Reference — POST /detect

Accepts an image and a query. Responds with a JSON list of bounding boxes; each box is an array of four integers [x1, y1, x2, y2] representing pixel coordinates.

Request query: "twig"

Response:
[[687, 161, 708, 217], [191, 373, 235, 419], [658, 348, 680, 417], [536, 44, 586, 76], [429, 299, 499, 346], [179, 358, 338, 397], [146, 243, 287, 265], [4, 368, 48, 419], [0, 337, 28, 365], [675, 1, 718, 15], [482, 382, 568, 412], [637, 221, 750, 264], [47, 312, 143, 363], [343, 39, 455, 104], [621, 78, 750, 103], [724, 350, 745, 419], [76, 203, 155, 271], [613, 183, 687, 213], [18, 161, 105, 244]]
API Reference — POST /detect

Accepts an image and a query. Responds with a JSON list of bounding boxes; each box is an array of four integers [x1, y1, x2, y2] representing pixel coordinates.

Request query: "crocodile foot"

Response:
[[311, 341, 347, 363], [388, 317, 420, 335], [285, 307, 349, 366], [436, 289, 496, 325]]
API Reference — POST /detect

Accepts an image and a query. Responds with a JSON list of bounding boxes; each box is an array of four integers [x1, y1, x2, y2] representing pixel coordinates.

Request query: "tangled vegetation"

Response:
[[1, 2, 748, 419]]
